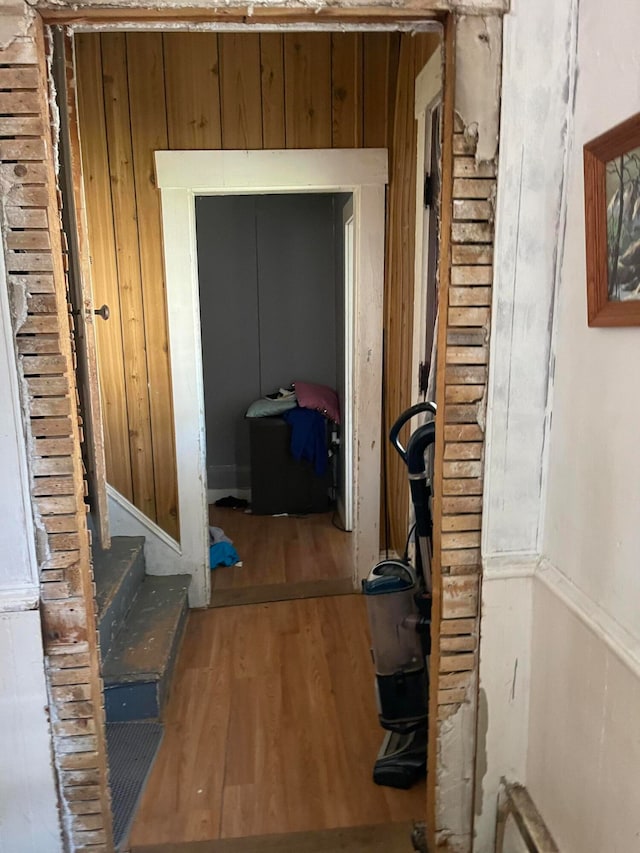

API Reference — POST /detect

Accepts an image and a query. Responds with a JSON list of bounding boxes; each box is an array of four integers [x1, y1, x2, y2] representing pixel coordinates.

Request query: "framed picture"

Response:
[[584, 111, 640, 326]]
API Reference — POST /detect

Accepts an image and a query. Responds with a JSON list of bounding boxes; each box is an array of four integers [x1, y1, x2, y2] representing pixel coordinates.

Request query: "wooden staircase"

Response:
[[93, 537, 190, 721]]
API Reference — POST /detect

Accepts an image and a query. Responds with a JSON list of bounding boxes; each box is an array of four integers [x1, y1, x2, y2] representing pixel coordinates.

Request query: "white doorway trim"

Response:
[[339, 196, 355, 533], [155, 149, 388, 607]]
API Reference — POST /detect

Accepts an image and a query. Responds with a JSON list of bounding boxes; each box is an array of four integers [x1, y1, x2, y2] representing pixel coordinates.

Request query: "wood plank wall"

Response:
[[0, 27, 113, 851], [383, 32, 440, 553], [428, 108, 496, 851], [75, 31, 439, 547]]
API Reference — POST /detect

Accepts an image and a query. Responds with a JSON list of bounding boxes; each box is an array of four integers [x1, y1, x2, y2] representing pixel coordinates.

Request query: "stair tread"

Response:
[[93, 535, 145, 616], [103, 575, 190, 685]]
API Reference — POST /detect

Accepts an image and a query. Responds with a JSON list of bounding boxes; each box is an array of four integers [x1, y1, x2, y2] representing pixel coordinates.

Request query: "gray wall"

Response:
[[196, 193, 340, 490]]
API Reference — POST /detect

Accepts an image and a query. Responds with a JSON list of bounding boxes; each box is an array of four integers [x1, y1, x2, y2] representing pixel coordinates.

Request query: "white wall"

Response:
[[0, 611, 62, 853], [529, 1, 640, 850], [0, 249, 62, 851], [479, 1, 640, 851], [476, 0, 578, 847]]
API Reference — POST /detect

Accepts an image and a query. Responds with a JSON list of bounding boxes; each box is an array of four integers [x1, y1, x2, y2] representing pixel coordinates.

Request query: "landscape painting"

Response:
[[605, 145, 640, 301]]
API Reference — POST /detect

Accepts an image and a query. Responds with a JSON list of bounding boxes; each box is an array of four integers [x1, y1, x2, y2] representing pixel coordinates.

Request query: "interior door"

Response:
[[423, 101, 442, 399], [53, 29, 110, 548], [336, 195, 354, 532], [412, 47, 443, 405]]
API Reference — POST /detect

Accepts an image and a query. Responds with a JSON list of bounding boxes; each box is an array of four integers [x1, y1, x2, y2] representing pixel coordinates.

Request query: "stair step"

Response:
[[93, 536, 146, 660], [103, 575, 190, 722]]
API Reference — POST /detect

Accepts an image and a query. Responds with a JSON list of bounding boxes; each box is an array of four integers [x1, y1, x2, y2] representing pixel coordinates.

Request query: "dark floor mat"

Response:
[[106, 721, 163, 850]]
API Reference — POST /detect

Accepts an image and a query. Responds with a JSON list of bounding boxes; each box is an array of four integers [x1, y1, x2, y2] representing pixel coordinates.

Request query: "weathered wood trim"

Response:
[[428, 12, 500, 853], [426, 10, 455, 848], [0, 22, 114, 851]]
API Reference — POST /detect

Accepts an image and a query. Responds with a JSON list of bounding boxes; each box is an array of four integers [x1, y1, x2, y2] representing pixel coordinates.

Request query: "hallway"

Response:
[[209, 508, 353, 606], [129, 595, 425, 847]]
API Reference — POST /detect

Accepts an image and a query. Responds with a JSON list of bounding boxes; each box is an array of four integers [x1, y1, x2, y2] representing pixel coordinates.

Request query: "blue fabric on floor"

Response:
[[210, 541, 240, 569], [282, 407, 328, 476]]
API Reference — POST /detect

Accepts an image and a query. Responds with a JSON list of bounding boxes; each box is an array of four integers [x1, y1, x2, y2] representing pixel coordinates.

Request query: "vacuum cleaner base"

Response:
[[372, 726, 427, 789]]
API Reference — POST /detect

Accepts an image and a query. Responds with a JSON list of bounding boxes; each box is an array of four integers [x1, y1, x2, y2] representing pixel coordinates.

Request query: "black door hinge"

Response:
[[419, 361, 430, 395], [424, 174, 433, 208]]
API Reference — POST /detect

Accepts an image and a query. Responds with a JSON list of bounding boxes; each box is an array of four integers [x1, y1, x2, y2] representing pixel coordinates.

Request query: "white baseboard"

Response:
[[107, 485, 185, 578]]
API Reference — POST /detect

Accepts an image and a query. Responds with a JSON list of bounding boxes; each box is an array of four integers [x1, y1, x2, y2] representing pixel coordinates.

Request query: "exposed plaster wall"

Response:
[[32, 0, 509, 12], [0, 246, 62, 851], [528, 1, 640, 850], [0, 2, 34, 48], [454, 14, 501, 162], [0, 611, 63, 853], [476, 0, 578, 848]]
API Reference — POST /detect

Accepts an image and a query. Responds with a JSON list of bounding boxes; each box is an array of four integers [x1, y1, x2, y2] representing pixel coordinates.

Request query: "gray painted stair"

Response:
[[93, 536, 190, 723], [93, 537, 146, 660]]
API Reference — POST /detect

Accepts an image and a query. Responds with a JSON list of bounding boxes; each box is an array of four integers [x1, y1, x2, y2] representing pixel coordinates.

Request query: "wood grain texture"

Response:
[[102, 33, 157, 521], [163, 33, 222, 150], [129, 595, 425, 847], [61, 32, 110, 548], [131, 821, 416, 853], [209, 508, 352, 604], [126, 32, 179, 540], [427, 15, 455, 845], [220, 34, 263, 150], [362, 33, 396, 149], [284, 33, 332, 148], [383, 32, 440, 554], [75, 32, 413, 550], [331, 33, 363, 148], [260, 34, 286, 148]]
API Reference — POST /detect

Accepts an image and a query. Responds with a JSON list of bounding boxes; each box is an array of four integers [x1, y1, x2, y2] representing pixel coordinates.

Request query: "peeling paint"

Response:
[[455, 15, 502, 163], [32, 0, 510, 13], [437, 699, 477, 849], [0, 3, 34, 50], [473, 687, 488, 819]]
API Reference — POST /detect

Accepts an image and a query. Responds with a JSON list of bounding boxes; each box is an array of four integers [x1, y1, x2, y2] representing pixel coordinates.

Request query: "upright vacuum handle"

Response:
[[389, 401, 437, 463]]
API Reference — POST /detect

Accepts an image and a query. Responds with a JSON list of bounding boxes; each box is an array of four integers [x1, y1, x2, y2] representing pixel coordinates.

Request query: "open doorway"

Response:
[[195, 191, 355, 606], [60, 25, 449, 851], [155, 148, 388, 608]]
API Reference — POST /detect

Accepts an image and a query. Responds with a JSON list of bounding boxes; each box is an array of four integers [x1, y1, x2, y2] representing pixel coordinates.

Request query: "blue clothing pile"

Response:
[[282, 407, 328, 476]]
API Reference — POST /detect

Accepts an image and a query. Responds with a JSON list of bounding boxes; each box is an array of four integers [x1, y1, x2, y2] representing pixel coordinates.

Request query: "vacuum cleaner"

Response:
[[363, 401, 436, 789]]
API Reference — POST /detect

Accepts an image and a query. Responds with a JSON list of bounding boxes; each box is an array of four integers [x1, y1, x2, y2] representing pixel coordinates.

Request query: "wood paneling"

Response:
[[126, 33, 178, 538], [75, 32, 432, 544], [260, 34, 286, 148], [383, 32, 440, 552], [220, 34, 263, 149], [331, 33, 363, 148], [74, 34, 132, 501], [102, 33, 157, 520], [284, 33, 332, 148], [163, 33, 222, 150]]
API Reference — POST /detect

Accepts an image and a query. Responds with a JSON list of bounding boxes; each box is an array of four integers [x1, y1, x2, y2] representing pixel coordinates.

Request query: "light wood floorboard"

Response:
[[129, 595, 426, 848], [209, 508, 353, 606], [131, 820, 416, 852]]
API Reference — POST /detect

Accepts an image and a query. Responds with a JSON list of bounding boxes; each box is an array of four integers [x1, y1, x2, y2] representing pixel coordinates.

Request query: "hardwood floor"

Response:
[[131, 821, 417, 852], [209, 508, 353, 605], [129, 595, 426, 848]]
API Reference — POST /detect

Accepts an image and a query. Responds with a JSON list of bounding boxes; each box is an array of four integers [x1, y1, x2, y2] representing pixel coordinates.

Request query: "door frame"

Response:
[[339, 195, 355, 532], [155, 148, 388, 607], [412, 46, 443, 405]]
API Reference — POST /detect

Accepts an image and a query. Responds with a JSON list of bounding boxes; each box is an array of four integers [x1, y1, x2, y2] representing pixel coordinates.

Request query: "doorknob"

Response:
[[94, 304, 110, 321]]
